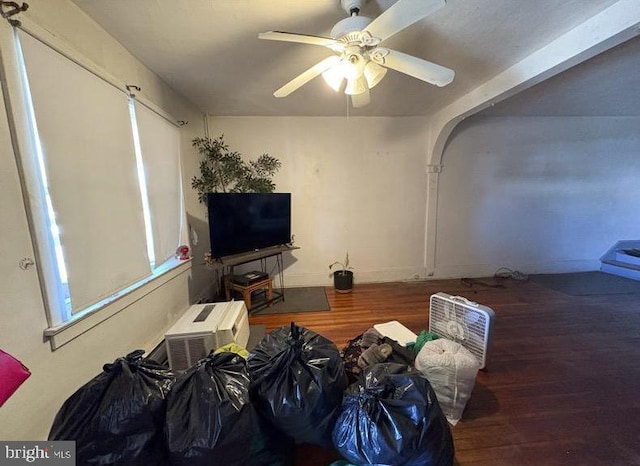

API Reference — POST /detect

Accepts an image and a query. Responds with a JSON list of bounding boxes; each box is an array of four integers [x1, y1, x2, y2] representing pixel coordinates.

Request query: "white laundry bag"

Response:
[[415, 338, 480, 426]]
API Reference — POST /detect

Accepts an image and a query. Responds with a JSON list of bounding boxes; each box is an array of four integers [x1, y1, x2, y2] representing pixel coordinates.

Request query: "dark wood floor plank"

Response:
[[248, 277, 640, 465]]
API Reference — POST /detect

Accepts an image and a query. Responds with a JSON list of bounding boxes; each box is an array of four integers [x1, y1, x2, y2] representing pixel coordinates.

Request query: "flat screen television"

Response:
[[207, 192, 291, 258]]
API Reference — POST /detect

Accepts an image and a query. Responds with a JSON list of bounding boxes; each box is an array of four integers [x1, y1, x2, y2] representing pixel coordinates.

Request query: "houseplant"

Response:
[[329, 252, 354, 293], [191, 134, 281, 203]]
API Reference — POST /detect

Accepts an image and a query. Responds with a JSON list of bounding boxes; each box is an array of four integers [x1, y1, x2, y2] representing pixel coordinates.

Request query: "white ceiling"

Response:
[[70, 0, 634, 117]]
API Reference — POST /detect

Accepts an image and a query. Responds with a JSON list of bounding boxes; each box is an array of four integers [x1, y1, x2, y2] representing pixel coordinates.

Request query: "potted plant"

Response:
[[191, 134, 281, 203], [329, 252, 354, 293]]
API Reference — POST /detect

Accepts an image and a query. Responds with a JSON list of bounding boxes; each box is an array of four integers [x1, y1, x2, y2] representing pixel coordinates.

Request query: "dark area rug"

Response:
[[529, 271, 640, 296], [251, 286, 330, 315], [247, 324, 265, 350]]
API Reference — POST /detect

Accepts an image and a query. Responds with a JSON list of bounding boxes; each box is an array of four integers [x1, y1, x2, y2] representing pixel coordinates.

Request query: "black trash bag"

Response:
[[248, 322, 348, 447], [165, 351, 293, 466], [332, 363, 455, 466], [49, 349, 175, 466]]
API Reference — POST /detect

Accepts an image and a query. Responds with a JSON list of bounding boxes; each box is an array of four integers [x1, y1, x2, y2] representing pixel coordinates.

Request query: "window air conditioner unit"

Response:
[[164, 301, 249, 372]]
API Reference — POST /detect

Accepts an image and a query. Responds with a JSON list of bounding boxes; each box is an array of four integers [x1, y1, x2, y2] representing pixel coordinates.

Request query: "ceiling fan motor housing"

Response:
[[330, 15, 373, 40]]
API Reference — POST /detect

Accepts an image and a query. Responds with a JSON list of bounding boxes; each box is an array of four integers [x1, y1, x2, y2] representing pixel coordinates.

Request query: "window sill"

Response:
[[43, 258, 192, 350]]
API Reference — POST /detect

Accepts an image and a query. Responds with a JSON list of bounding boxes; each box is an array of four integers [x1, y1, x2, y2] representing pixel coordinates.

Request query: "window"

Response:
[[13, 29, 188, 335], [131, 100, 188, 269]]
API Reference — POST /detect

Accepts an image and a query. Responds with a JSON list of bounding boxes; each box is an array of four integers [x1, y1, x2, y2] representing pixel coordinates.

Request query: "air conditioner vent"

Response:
[[166, 339, 188, 371], [187, 337, 207, 362], [164, 301, 249, 372]]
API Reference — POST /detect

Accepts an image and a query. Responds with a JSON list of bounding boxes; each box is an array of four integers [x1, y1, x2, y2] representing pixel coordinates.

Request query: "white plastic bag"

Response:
[[415, 338, 480, 425]]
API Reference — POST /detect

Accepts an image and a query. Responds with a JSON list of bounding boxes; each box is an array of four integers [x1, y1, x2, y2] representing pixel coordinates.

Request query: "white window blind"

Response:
[[18, 30, 151, 316], [133, 101, 187, 268]]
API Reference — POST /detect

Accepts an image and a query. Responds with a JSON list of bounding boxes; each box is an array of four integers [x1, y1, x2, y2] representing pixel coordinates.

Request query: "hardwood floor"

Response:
[[248, 277, 640, 466]]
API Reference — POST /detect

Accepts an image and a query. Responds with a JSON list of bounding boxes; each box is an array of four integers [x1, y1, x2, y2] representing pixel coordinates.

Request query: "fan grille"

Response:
[[429, 293, 494, 369]]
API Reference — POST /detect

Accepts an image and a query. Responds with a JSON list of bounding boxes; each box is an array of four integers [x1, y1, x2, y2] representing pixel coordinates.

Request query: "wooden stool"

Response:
[[225, 276, 272, 311]]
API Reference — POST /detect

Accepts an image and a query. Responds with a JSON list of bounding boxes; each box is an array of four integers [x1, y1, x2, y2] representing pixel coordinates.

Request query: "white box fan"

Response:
[[429, 292, 495, 369]]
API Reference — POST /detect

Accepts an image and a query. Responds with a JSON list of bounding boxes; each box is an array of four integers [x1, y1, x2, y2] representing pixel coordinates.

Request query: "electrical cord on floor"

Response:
[[494, 267, 529, 281], [460, 277, 505, 289], [460, 267, 528, 289], [493, 267, 529, 282]]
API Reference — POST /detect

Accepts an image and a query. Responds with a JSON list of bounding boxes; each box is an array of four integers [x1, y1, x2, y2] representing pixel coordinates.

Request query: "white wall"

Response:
[[434, 116, 640, 277], [0, 0, 206, 440], [207, 116, 431, 286]]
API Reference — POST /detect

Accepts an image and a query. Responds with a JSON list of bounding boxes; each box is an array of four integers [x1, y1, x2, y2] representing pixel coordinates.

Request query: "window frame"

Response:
[[0, 18, 191, 350]]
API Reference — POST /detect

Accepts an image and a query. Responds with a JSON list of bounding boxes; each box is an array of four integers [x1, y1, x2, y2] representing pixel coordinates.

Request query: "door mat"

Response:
[[529, 271, 640, 296], [251, 286, 330, 315]]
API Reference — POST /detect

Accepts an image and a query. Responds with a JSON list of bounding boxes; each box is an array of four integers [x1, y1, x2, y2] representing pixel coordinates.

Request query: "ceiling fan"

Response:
[[258, 0, 454, 108]]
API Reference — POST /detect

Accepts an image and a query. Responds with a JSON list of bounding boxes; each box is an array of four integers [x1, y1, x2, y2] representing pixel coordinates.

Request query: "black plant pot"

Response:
[[333, 270, 353, 293]]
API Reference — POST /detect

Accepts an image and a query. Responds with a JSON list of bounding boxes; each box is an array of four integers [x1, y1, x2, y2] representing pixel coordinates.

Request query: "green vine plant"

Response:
[[191, 135, 281, 204]]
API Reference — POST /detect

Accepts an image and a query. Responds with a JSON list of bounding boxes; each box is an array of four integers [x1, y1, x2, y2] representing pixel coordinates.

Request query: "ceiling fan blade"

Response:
[[273, 56, 341, 97], [363, 0, 445, 42], [351, 87, 371, 108], [381, 49, 454, 87], [258, 31, 344, 52]]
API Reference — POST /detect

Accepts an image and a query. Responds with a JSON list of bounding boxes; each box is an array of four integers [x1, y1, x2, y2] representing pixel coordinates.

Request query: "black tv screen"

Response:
[[207, 192, 291, 258]]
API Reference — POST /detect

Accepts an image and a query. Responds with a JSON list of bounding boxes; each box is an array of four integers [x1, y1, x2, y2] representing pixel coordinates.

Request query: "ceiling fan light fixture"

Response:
[[364, 61, 387, 89], [345, 76, 368, 95], [342, 54, 363, 80], [322, 66, 345, 92]]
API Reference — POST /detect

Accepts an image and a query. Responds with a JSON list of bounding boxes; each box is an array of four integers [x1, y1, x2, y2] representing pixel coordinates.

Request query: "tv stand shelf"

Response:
[[215, 245, 299, 267], [209, 245, 299, 313]]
